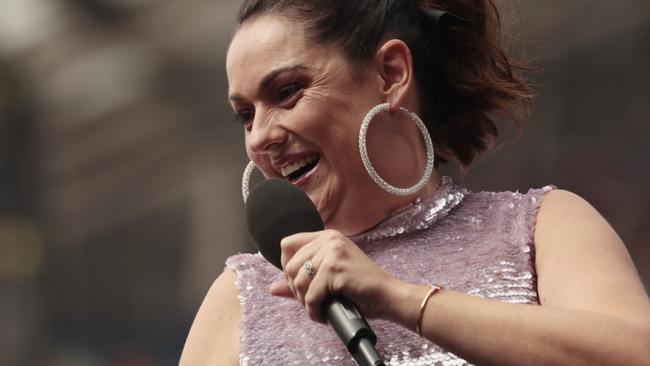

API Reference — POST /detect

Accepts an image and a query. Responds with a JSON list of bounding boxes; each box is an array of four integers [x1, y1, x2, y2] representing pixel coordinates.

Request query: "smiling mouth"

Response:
[[281, 154, 320, 182]]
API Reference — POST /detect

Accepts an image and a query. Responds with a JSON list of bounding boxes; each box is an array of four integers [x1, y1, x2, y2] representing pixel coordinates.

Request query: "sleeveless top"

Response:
[[226, 177, 554, 365]]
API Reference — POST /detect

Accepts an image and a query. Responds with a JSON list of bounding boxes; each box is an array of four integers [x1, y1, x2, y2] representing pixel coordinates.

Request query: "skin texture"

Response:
[[180, 15, 650, 366], [225, 15, 439, 236]]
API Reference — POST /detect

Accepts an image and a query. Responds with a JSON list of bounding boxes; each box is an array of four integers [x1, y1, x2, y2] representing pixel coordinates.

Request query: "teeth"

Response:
[[280, 154, 318, 178]]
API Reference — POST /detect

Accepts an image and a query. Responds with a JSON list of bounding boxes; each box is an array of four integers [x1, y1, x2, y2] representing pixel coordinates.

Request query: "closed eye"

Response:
[[230, 80, 305, 131], [276, 83, 303, 104], [232, 110, 254, 131]]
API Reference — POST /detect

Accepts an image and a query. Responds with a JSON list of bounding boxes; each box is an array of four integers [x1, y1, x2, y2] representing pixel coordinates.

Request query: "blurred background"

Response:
[[0, 0, 648, 365]]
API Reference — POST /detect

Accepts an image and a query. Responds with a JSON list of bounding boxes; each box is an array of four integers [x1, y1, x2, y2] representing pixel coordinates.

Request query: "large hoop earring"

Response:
[[242, 160, 257, 204], [359, 103, 435, 196]]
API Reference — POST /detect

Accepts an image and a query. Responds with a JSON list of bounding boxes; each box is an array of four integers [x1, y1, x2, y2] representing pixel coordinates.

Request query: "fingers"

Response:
[[269, 279, 293, 298], [276, 231, 323, 302], [303, 256, 335, 323], [283, 240, 317, 279], [279, 231, 322, 271], [274, 229, 358, 323], [292, 249, 325, 305]]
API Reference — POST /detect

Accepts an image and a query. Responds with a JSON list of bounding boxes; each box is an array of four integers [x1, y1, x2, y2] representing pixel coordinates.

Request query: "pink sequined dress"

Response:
[[226, 177, 554, 365]]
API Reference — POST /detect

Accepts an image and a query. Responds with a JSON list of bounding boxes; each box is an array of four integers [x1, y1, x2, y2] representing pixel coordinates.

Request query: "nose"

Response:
[[246, 113, 287, 154]]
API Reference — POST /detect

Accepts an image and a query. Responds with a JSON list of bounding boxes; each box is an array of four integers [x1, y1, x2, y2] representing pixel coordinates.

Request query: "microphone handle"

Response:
[[322, 296, 385, 366]]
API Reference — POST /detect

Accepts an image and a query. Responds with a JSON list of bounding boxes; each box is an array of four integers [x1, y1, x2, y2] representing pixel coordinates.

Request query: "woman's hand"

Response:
[[270, 229, 407, 324]]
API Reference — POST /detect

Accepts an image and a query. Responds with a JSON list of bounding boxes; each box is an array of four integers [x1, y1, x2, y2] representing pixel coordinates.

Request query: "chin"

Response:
[[308, 191, 336, 227]]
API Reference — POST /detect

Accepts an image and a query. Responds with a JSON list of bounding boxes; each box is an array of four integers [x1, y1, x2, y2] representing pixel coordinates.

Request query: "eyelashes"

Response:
[[232, 81, 305, 130], [276, 82, 303, 102], [232, 110, 254, 125]]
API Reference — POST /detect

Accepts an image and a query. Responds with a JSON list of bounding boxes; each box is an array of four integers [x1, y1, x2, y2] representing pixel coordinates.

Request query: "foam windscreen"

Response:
[[246, 179, 324, 269]]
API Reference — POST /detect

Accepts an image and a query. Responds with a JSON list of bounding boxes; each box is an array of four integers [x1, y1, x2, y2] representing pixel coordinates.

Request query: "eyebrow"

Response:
[[229, 64, 310, 102]]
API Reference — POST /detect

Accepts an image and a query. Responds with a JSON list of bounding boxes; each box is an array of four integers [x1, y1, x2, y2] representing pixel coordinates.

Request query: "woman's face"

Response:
[[227, 15, 434, 234]]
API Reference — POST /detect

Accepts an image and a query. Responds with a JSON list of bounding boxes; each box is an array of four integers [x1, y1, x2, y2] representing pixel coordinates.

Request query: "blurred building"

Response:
[[0, 1, 648, 365], [1, 1, 247, 365]]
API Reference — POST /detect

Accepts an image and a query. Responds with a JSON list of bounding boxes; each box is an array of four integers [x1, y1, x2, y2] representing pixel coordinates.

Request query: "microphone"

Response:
[[246, 179, 385, 366]]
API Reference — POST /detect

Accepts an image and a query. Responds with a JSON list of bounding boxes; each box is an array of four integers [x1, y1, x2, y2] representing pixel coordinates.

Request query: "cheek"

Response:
[[297, 93, 330, 124], [297, 97, 361, 146], [243, 134, 254, 160], [244, 135, 274, 178]]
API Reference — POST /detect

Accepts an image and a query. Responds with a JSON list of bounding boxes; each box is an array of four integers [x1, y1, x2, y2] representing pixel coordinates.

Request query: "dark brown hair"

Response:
[[237, 0, 533, 167]]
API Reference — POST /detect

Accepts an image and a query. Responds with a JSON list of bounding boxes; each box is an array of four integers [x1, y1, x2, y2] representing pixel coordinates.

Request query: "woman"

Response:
[[181, 0, 650, 365]]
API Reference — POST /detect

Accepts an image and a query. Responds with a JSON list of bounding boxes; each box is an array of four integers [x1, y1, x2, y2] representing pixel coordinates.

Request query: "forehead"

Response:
[[228, 16, 302, 63], [226, 15, 328, 94]]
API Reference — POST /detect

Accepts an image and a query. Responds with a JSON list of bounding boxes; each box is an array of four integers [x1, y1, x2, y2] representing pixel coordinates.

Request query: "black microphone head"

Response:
[[246, 179, 324, 269]]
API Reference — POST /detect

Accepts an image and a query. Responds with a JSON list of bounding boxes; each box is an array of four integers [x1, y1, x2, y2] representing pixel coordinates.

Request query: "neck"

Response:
[[327, 171, 442, 236]]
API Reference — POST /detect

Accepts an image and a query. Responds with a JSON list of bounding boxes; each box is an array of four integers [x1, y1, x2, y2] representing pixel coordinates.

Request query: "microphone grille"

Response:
[[246, 179, 324, 269]]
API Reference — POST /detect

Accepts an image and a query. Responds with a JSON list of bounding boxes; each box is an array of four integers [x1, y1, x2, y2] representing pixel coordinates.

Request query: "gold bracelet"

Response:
[[416, 284, 443, 337]]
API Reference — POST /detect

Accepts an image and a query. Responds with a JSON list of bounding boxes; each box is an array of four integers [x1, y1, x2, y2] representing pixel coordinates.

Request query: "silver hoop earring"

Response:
[[242, 160, 257, 204], [359, 103, 435, 196]]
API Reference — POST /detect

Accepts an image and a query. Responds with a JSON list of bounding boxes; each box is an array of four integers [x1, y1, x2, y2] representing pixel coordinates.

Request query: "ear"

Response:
[[373, 39, 415, 112]]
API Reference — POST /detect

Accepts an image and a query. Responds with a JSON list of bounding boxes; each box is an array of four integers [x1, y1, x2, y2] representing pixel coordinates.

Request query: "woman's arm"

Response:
[[387, 189, 650, 365], [276, 189, 650, 365], [180, 269, 240, 366]]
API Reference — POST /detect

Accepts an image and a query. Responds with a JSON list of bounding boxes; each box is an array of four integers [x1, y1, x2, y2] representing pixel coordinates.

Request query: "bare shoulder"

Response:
[[534, 189, 623, 257], [534, 189, 611, 238], [180, 268, 240, 366], [534, 189, 650, 324]]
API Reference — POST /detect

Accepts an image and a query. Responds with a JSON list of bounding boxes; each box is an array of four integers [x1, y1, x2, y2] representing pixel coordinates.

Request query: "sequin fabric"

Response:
[[226, 177, 554, 365]]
